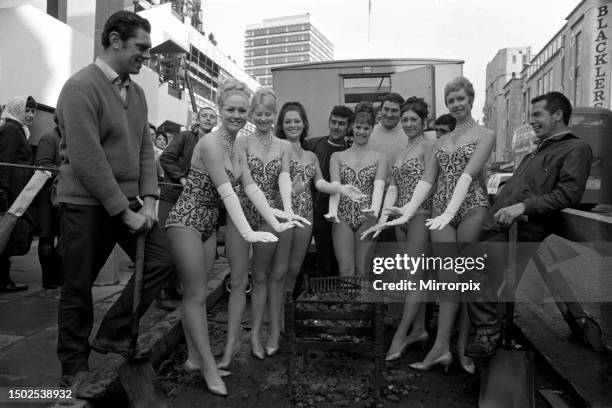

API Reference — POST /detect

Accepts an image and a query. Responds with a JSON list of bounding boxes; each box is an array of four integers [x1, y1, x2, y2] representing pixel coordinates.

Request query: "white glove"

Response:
[[426, 173, 472, 230], [378, 185, 398, 224], [396, 180, 432, 221], [245, 183, 297, 233], [271, 208, 311, 227], [324, 192, 340, 223], [217, 183, 278, 243], [315, 180, 365, 202], [362, 180, 385, 218]]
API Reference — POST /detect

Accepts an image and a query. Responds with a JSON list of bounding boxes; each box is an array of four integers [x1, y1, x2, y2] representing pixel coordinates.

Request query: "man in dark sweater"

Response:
[[304, 105, 353, 277], [55, 11, 174, 387], [155, 106, 217, 310], [463, 91, 593, 359]]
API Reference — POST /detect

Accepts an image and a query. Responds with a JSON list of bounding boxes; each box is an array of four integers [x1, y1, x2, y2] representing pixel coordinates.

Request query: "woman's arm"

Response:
[[278, 140, 294, 213], [363, 152, 387, 218], [324, 152, 341, 223], [201, 134, 277, 243], [236, 137, 297, 233], [313, 153, 364, 200]]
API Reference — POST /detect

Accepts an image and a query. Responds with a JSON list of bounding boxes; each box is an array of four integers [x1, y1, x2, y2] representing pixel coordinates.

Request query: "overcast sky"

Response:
[[203, 0, 580, 121]]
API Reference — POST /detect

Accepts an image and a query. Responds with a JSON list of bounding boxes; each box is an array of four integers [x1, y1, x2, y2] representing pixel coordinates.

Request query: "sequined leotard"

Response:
[[166, 166, 241, 241], [338, 163, 378, 231], [290, 159, 317, 220], [392, 154, 433, 233], [432, 142, 489, 227], [243, 151, 282, 230]]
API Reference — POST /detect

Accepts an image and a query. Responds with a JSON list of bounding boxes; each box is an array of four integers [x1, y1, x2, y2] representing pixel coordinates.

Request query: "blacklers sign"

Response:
[[592, 1, 611, 108]]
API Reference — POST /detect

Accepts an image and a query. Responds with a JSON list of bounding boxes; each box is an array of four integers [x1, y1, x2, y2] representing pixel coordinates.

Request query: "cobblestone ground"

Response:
[[157, 299, 572, 408]]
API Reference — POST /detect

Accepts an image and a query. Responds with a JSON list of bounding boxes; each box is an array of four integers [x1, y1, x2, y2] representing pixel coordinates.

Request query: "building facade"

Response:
[[486, 0, 612, 170], [483, 47, 531, 164], [244, 13, 334, 87], [0, 0, 259, 140]]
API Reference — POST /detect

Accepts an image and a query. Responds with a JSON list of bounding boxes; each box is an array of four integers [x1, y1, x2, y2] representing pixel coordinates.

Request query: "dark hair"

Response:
[[531, 91, 572, 125], [353, 101, 376, 127], [148, 123, 156, 132], [25, 96, 37, 110], [155, 132, 168, 145], [381, 92, 405, 108], [329, 105, 354, 125], [101, 10, 151, 49], [434, 113, 457, 130], [401, 96, 429, 121], [276, 101, 309, 148]]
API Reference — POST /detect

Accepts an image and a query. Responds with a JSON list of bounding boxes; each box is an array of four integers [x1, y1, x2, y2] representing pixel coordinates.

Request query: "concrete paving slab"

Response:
[[0, 333, 24, 350], [0, 298, 58, 336], [0, 327, 60, 388]]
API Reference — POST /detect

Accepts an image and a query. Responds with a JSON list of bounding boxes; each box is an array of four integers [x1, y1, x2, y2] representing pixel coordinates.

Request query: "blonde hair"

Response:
[[249, 88, 277, 114], [217, 79, 250, 108], [444, 76, 475, 106]]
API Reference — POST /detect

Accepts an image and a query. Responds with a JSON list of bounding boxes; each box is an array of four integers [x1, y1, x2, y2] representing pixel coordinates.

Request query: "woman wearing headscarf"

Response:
[[0, 96, 37, 292]]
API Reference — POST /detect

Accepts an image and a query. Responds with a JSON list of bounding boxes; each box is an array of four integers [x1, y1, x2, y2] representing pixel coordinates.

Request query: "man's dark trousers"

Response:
[[465, 223, 549, 336], [312, 209, 339, 278], [57, 202, 174, 375]]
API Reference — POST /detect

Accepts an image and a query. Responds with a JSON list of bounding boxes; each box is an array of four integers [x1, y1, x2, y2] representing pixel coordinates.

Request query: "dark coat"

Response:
[[0, 118, 34, 209], [34, 127, 61, 238], [159, 129, 199, 203], [484, 131, 593, 236]]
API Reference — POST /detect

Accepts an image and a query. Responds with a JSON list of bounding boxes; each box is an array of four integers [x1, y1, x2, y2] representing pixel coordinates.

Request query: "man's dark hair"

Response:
[[25, 96, 37, 110], [329, 105, 354, 125], [381, 92, 405, 108], [434, 113, 456, 131], [531, 91, 572, 125], [277, 101, 310, 148], [101, 10, 151, 49], [148, 123, 156, 132]]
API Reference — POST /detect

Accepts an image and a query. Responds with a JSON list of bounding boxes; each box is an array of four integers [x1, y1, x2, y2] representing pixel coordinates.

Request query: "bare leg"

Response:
[[166, 227, 223, 388], [284, 224, 313, 297], [387, 215, 430, 359], [418, 223, 459, 365], [332, 222, 356, 277], [355, 219, 377, 277], [415, 207, 488, 368], [218, 219, 251, 369], [266, 229, 293, 351], [456, 207, 488, 372], [250, 223, 277, 358]]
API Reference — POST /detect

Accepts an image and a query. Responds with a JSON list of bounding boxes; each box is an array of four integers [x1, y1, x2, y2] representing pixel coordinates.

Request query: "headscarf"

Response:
[[0, 96, 32, 139]]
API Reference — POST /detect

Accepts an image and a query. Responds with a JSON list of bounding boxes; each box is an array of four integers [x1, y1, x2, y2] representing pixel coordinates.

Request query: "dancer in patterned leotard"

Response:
[[165, 79, 278, 397], [432, 142, 489, 227], [214, 88, 298, 372], [328, 102, 387, 277], [362, 97, 435, 361], [276, 102, 366, 300], [229, 89, 309, 363]]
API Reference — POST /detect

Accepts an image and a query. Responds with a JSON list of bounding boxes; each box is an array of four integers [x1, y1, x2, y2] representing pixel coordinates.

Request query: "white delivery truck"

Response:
[[272, 58, 464, 137]]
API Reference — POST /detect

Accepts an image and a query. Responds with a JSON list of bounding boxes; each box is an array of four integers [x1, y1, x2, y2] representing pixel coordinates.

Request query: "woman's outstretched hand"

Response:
[[243, 231, 278, 243], [340, 185, 367, 201]]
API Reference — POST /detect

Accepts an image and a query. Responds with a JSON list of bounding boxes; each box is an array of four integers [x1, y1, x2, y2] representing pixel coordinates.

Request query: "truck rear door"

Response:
[[390, 65, 435, 118]]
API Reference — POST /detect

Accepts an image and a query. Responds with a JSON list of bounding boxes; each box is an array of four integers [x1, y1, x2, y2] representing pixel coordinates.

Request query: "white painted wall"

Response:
[[0, 5, 94, 107]]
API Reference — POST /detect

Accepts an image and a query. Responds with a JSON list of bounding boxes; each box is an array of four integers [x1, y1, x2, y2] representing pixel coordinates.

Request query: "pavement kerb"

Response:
[[47, 264, 229, 408]]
